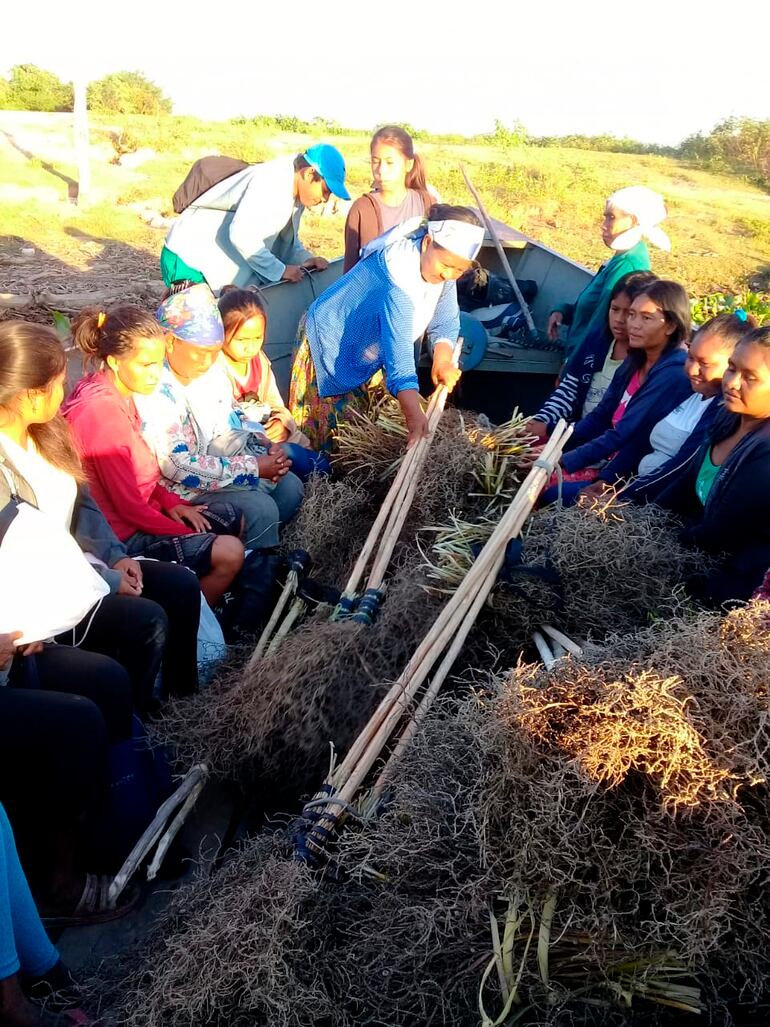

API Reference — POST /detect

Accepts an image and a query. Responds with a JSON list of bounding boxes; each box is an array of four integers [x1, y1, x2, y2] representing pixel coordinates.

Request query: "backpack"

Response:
[[172, 155, 251, 214]]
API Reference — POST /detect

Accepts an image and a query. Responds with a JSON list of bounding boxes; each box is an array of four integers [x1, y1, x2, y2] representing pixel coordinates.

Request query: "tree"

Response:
[[87, 71, 171, 115], [4, 64, 73, 111], [680, 117, 770, 189]]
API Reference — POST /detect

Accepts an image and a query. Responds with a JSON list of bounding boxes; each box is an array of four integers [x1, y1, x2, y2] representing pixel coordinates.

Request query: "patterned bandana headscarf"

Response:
[[155, 283, 224, 346]]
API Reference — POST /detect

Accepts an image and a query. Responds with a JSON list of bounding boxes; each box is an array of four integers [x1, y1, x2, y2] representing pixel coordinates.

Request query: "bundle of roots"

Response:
[[104, 602, 770, 1026], [281, 475, 379, 589], [157, 559, 445, 799], [333, 393, 538, 523], [424, 497, 704, 655]]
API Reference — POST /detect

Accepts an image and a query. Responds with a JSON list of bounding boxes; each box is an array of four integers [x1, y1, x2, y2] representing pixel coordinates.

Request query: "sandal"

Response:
[[41, 874, 141, 929]]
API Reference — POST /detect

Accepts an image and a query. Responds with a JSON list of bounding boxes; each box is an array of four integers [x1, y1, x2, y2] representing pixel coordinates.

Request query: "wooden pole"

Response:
[[73, 77, 90, 205], [459, 163, 538, 339]]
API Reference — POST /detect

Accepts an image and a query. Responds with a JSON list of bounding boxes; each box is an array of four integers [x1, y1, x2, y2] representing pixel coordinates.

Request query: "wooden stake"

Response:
[[108, 764, 208, 905], [303, 422, 572, 844], [460, 164, 538, 339]]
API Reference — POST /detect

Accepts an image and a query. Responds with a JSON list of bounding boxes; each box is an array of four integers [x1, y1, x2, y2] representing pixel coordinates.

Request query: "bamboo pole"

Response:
[[459, 164, 537, 339], [108, 763, 208, 905], [344, 341, 461, 598], [249, 568, 298, 668], [364, 381, 451, 591], [532, 630, 556, 669], [331, 421, 571, 787], [541, 623, 582, 656], [146, 775, 207, 882], [304, 422, 571, 837]]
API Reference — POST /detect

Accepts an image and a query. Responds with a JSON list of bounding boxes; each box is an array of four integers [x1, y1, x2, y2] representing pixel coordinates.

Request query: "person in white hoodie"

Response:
[[160, 145, 350, 290]]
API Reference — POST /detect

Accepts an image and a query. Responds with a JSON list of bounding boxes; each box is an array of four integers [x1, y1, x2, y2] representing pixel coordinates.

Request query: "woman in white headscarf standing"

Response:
[[547, 185, 671, 359], [289, 204, 485, 452]]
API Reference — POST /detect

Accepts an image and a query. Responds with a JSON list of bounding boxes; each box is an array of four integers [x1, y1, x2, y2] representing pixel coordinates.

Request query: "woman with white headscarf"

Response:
[[289, 204, 485, 452], [547, 185, 671, 359]]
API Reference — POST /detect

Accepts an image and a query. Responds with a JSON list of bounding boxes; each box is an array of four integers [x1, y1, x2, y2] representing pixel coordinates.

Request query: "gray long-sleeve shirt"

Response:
[[164, 156, 313, 289]]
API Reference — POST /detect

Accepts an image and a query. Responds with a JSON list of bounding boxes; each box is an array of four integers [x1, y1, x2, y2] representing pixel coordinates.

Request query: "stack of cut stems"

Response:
[[300, 420, 573, 856]]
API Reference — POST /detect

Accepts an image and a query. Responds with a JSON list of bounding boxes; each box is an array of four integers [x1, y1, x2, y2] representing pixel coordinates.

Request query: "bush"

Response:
[[680, 117, 770, 189], [692, 291, 770, 326], [3, 64, 73, 112], [87, 71, 171, 115]]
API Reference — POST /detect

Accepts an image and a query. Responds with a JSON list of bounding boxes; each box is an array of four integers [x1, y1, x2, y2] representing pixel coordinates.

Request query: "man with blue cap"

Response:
[[161, 145, 350, 291]]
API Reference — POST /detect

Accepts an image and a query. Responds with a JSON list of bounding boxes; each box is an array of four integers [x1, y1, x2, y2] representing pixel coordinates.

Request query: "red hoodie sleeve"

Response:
[[83, 444, 194, 538]]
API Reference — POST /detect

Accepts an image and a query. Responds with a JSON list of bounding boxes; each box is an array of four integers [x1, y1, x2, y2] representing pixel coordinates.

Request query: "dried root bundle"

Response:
[[423, 498, 703, 652], [156, 561, 444, 797], [101, 603, 770, 1026], [281, 475, 378, 589], [334, 394, 539, 521]]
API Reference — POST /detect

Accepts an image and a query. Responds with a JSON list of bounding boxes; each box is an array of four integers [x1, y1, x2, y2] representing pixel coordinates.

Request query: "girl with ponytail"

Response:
[[343, 125, 437, 272], [63, 306, 245, 608]]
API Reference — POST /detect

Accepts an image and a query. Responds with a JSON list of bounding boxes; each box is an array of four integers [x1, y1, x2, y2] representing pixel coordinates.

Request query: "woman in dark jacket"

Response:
[[540, 280, 693, 506], [528, 270, 657, 438], [656, 325, 770, 605]]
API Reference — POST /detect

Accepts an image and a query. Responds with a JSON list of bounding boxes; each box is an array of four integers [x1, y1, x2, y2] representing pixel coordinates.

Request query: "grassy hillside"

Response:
[[1, 112, 769, 302]]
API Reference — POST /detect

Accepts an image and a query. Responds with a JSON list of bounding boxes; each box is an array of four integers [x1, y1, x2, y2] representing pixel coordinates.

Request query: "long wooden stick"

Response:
[[307, 422, 571, 831], [367, 441, 570, 799], [345, 342, 460, 597], [146, 775, 207, 882], [248, 569, 298, 668], [541, 623, 582, 656], [108, 763, 208, 904], [459, 163, 537, 339], [331, 421, 571, 786], [364, 381, 452, 591]]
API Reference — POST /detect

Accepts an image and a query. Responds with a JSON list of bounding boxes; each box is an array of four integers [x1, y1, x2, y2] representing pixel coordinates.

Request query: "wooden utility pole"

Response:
[[73, 77, 90, 204]]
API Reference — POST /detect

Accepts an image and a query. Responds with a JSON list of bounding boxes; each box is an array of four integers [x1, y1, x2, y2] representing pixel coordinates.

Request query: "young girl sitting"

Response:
[[217, 287, 330, 479], [343, 125, 436, 272], [64, 306, 245, 607]]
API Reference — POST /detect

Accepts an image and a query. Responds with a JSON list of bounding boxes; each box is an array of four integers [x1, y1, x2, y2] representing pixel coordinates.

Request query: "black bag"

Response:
[[456, 266, 538, 312], [172, 155, 251, 214]]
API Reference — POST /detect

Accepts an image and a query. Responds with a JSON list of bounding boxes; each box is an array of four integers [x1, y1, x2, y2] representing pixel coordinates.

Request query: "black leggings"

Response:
[[59, 559, 201, 713], [1, 645, 134, 883]]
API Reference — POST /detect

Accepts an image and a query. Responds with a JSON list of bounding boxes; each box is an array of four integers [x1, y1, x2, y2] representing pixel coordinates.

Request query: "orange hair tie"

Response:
[[97, 311, 106, 329]]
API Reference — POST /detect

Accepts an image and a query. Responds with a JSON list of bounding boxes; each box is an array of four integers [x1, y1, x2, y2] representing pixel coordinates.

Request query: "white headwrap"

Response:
[[427, 218, 485, 261], [607, 186, 671, 252]]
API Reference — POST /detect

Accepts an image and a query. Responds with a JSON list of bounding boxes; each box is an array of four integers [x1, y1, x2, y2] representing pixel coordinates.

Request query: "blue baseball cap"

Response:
[[304, 144, 350, 201]]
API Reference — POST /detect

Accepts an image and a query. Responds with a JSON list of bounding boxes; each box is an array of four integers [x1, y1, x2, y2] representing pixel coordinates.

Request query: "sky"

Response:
[[2, 0, 769, 144]]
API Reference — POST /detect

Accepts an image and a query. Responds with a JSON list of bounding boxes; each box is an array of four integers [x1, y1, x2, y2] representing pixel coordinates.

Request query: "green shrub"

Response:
[[692, 291, 770, 326]]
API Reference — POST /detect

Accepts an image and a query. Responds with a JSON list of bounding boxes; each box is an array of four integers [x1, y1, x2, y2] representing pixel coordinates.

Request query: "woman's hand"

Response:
[[577, 481, 611, 505], [264, 417, 290, 444], [431, 342, 461, 392], [398, 389, 429, 448], [113, 556, 144, 596], [257, 445, 292, 483], [547, 311, 564, 342], [168, 504, 212, 532], [282, 264, 305, 283], [525, 418, 549, 442]]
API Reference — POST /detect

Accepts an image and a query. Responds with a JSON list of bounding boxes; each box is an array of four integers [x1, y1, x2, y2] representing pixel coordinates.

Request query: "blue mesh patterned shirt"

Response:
[[305, 229, 460, 398]]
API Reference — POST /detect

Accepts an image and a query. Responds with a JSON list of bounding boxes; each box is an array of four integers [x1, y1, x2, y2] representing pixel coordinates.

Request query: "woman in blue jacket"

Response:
[[540, 280, 692, 506], [528, 270, 657, 438], [656, 325, 770, 605]]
